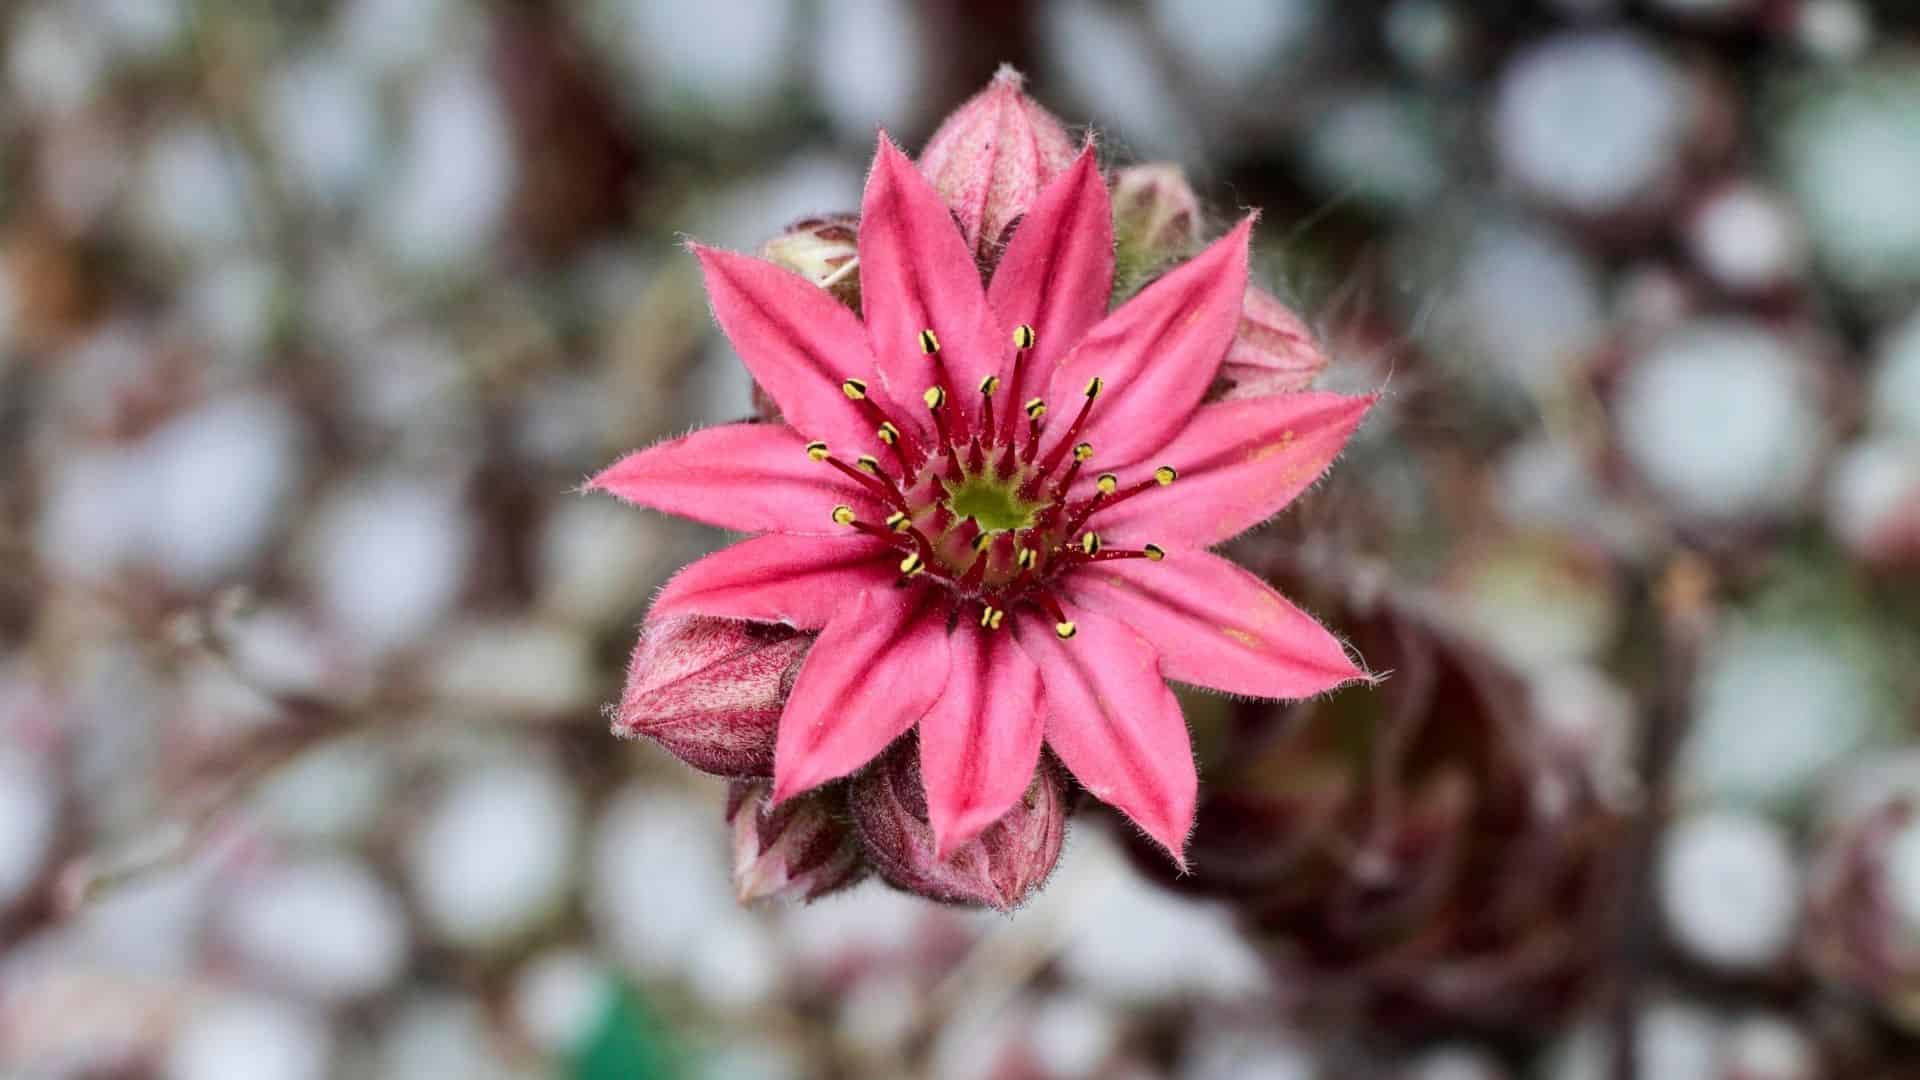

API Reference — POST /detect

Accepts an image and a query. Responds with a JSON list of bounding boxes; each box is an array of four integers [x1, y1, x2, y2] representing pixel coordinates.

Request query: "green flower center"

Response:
[[944, 474, 1039, 533]]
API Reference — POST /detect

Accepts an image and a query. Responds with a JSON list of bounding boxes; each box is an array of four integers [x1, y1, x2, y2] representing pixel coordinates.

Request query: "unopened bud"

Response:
[[1218, 286, 1330, 399], [761, 214, 861, 310], [727, 780, 865, 904], [851, 742, 1066, 911], [1112, 163, 1201, 288], [918, 65, 1077, 265], [614, 616, 811, 778]]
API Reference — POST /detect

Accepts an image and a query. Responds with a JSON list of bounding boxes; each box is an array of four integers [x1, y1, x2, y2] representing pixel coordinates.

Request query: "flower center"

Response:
[[944, 475, 1037, 532], [812, 324, 1172, 639]]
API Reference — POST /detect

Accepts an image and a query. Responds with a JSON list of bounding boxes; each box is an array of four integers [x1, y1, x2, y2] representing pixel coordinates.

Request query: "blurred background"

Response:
[[3, 1, 1920, 1077]]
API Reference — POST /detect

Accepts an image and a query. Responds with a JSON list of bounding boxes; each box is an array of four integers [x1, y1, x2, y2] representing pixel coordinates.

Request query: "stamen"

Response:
[[970, 529, 995, 554], [805, 441, 830, 462], [1080, 531, 1102, 556], [979, 375, 1001, 445], [1015, 546, 1037, 571], [856, 454, 881, 473], [1012, 323, 1035, 350], [979, 604, 1003, 629], [1096, 473, 1118, 495], [919, 329, 940, 355], [925, 385, 962, 478], [1032, 378, 1102, 483], [899, 550, 926, 575], [1035, 592, 1074, 639], [831, 505, 856, 526], [884, 510, 911, 533], [1089, 546, 1165, 563], [1070, 465, 1177, 530], [877, 421, 901, 445], [841, 378, 867, 400], [822, 454, 907, 510], [1020, 398, 1048, 465], [1050, 442, 1095, 500]]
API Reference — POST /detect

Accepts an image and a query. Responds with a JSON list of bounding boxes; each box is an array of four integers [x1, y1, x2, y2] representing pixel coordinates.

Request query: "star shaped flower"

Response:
[[593, 134, 1373, 864]]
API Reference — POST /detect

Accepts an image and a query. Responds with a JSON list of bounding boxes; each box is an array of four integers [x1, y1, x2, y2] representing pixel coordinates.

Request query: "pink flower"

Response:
[[592, 134, 1373, 865]]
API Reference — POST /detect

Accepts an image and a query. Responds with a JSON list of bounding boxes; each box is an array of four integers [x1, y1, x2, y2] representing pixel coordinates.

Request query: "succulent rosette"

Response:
[[1128, 566, 1630, 1033], [594, 69, 1372, 903]]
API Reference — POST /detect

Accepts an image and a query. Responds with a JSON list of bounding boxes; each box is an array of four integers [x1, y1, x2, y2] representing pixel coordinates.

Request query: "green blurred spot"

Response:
[[570, 987, 682, 1080]]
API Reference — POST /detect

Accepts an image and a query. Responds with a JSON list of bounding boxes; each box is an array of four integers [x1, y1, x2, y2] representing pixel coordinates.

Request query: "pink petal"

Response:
[[1042, 217, 1252, 467], [1063, 549, 1364, 699], [653, 534, 899, 629], [588, 422, 887, 536], [693, 244, 905, 457], [860, 135, 993, 432], [773, 586, 952, 803], [1015, 604, 1195, 866], [986, 147, 1114, 409], [1097, 392, 1374, 549], [918, 65, 1078, 261], [918, 626, 1046, 858]]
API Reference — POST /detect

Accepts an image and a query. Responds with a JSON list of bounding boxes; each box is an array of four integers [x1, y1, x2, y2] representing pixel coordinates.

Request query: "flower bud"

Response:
[[614, 616, 811, 778], [918, 65, 1077, 265], [1111, 163, 1201, 289], [1218, 286, 1330, 399], [851, 741, 1066, 911], [761, 214, 861, 310], [727, 780, 866, 904]]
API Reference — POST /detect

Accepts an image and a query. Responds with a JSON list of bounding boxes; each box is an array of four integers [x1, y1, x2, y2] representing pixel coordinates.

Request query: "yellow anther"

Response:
[[1081, 532, 1102, 556], [918, 329, 940, 355], [830, 505, 856, 526], [1144, 544, 1166, 561], [841, 378, 867, 400], [1013, 323, 1035, 350], [923, 385, 947, 410], [877, 421, 900, 445], [805, 441, 830, 462], [979, 374, 1001, 396], [1073, 442, 1094, 462], [980, 605, 1001, 629], [1096, 473, 1118, 495], [884, 510, 911, 532], [899, 550, 925, 575], [971, 531, 994, 553], [1054, 620, 1078, 640], [1084, 376, 1104, 399], [1016, 547, 1037, 570], [989, 608, 1006, 629], [1024, 398, 1047, 420], [855, 454, 881, 473], [1154, 465, 1178, 486]]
